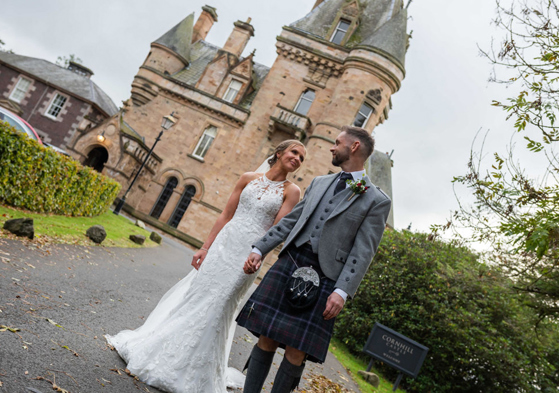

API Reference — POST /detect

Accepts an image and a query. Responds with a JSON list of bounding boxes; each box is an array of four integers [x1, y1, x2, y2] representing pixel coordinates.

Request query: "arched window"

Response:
[[294, 89, 315, 116], [353, 102, 374, 128], [168, 185, 196, 228], [193, 126, 217, 159], [150, 177, 178, 220]]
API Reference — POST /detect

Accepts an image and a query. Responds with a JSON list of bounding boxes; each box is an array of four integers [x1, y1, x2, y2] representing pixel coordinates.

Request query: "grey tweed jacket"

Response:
[[254, 173, 391, 298]]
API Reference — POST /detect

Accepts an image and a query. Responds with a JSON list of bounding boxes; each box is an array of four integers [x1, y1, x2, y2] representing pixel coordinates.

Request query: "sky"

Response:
[[0, 0, 540, 233]]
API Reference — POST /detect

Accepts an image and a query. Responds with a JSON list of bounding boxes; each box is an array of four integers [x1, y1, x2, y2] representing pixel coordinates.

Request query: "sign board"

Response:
[[363, 323, 429, 379]]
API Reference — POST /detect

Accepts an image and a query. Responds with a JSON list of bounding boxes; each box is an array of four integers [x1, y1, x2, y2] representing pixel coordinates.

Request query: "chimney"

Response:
[[312, 0, 325, 10], [222, 18, 255, 58], [192, 5, 218, 43], [67, 61, 94, 79]]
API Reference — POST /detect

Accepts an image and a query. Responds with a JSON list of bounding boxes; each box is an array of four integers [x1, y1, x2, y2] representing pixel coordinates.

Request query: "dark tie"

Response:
[[334, 172, 353, 195]]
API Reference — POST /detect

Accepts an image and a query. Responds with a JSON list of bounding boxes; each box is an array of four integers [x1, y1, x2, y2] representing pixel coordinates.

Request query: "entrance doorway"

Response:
[[83, 146, 108, 173]]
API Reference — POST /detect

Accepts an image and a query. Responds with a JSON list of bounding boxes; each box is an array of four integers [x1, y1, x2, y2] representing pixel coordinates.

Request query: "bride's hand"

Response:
[[192, 249, 208, 270], [243, 253, 262, 274]]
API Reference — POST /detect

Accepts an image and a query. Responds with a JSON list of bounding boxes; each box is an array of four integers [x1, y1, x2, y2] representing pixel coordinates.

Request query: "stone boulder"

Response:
[[3, 218, 34, 239], [86, 225, 106, 244], [135, 220, 146, 229], [129, 234, 146, 245], [149, 231, 162, 244], [358, 371, 380, 387]]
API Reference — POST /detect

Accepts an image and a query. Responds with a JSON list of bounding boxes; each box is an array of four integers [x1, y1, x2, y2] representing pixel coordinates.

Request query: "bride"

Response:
[[105, 139, 306, 393]]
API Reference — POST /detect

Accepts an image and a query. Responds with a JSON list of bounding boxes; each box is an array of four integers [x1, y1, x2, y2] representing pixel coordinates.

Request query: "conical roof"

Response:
[[290, 0, 408, 68], [153, 13, 194, 63]]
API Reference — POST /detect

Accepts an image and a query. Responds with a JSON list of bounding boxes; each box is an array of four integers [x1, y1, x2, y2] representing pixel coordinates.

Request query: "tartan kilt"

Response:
[[236, 243, 336, 363]]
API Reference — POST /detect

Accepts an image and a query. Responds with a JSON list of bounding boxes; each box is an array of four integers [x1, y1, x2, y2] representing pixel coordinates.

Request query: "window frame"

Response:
[[9, 76, 32, 103], [330, 19, 351, 45], [45, 92, 68, 120], [353, 102, 374, 128], [192, 125, 218, 159], [223, 79, 243, 103], [293, 89, 316, 116]]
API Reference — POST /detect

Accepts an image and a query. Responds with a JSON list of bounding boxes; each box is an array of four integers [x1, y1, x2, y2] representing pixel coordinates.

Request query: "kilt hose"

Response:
[[236, 243, 336, 363]]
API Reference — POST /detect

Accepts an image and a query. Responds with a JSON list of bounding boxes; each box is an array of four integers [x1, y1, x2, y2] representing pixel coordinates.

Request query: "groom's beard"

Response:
[[331, 148, 350, 166]]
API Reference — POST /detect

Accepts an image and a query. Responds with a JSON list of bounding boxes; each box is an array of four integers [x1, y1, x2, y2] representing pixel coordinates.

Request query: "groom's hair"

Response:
[[341, 126, 375, 158]]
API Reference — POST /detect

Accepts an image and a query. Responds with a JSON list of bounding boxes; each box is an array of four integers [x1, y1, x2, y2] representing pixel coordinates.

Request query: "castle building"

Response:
[[0, 52, 117, 148], [68, 0, 408, 247]]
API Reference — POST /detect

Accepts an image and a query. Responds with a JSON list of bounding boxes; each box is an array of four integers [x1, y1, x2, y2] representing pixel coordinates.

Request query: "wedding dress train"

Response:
[[106, 175, 286, 393]]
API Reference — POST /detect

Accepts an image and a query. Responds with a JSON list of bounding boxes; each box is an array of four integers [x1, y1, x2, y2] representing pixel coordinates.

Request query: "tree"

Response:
[[55, 54, 83, 67], [335, 230, 559, 392], [0, 38, 14, 53], [435, 0, 559, 321]]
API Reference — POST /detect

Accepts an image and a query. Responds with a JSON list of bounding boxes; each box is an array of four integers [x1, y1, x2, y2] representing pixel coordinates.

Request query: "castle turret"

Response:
[[131, 13, 195, 106]]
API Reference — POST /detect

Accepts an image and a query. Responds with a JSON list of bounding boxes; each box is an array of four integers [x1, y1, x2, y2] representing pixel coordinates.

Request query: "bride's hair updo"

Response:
[[267, 139, 306, 167]]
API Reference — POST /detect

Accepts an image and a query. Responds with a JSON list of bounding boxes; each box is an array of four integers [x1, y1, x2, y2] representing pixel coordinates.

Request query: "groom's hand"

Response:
[[243, 253, 262, 274], [323, 292, 345, 320]]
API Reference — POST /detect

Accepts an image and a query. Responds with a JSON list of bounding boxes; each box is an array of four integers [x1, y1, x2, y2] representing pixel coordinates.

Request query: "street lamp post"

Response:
[[113, 113, 177, 216]]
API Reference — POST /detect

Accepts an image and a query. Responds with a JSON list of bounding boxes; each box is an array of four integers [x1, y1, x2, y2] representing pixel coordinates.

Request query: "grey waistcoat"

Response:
[[294, 177, 347, 253]]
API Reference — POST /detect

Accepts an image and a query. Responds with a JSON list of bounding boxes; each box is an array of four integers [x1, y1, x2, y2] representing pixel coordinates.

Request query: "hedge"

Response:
[[0, 121, 121, 216], [334, 230, 559, 392]]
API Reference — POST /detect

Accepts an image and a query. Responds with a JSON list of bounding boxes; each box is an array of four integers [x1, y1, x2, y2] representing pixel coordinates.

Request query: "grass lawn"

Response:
[[329, 338, 407, 393], [0, 203, 159, 248]]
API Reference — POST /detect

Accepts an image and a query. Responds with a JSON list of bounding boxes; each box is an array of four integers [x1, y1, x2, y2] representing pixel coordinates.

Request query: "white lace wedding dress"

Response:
[[106, 175, 286, 393]]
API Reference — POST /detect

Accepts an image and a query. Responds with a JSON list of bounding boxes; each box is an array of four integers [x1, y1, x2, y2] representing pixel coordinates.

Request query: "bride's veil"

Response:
[[255, 155, 273, 173]]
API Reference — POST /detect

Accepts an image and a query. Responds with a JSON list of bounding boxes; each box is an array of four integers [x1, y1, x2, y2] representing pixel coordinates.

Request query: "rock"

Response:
[[129, 234, 146, 245], [86, 225, 106, 244], [149, 231, 162, 244], [135, 220, 146, 229], [3, 218, 34, 239], [358, 370, 380, 387]]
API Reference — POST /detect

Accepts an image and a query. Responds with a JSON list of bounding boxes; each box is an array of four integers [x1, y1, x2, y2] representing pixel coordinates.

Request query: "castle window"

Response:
[[223, 80, 243, 103], [193, 125, 217, 159], [9, 77, 32, 103], [353, 102, 374, 128], [46, 93, 67, 119], [294, 89, 315, 116], [331, 19, 351, 45], [168, 185, 197, 228], [150, 176, 178, 220]]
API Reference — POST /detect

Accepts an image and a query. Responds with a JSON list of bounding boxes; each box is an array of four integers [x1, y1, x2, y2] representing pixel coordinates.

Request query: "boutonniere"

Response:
[[346, 174, 369, 201]]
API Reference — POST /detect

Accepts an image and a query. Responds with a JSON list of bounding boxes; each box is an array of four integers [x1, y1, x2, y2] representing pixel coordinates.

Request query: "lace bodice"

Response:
[[229, 175, 286, 234]]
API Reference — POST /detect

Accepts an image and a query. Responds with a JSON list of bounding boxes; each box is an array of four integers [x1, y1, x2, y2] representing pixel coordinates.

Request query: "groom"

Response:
[[236, 125, 392, 393]]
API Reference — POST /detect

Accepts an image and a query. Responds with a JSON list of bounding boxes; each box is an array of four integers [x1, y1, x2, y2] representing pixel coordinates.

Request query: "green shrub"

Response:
[[335, 230, 559, 392], [0, 121, 121, 216]]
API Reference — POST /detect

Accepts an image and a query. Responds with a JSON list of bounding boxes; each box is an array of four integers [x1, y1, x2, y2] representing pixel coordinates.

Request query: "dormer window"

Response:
[[331, 19, 351, 45], [223, 80, 243, 103], [294, 89, 315, 116], [353, 102, 374, 128]]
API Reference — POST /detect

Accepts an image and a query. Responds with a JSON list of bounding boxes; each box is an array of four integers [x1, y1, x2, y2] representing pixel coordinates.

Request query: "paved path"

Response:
[[0, 236, 359, 393]]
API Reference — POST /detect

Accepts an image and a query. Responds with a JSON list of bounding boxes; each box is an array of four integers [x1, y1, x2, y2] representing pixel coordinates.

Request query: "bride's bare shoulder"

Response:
[[238, 172, 262, 185], [284, 182, 301, 200]]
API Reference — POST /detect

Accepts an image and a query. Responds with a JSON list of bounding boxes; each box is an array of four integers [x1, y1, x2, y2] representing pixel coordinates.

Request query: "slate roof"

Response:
[[290, 0, 408, 68], [0, 51, 118, 116], [153, 13, 194, 63], [173, 41, 270, 109]]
